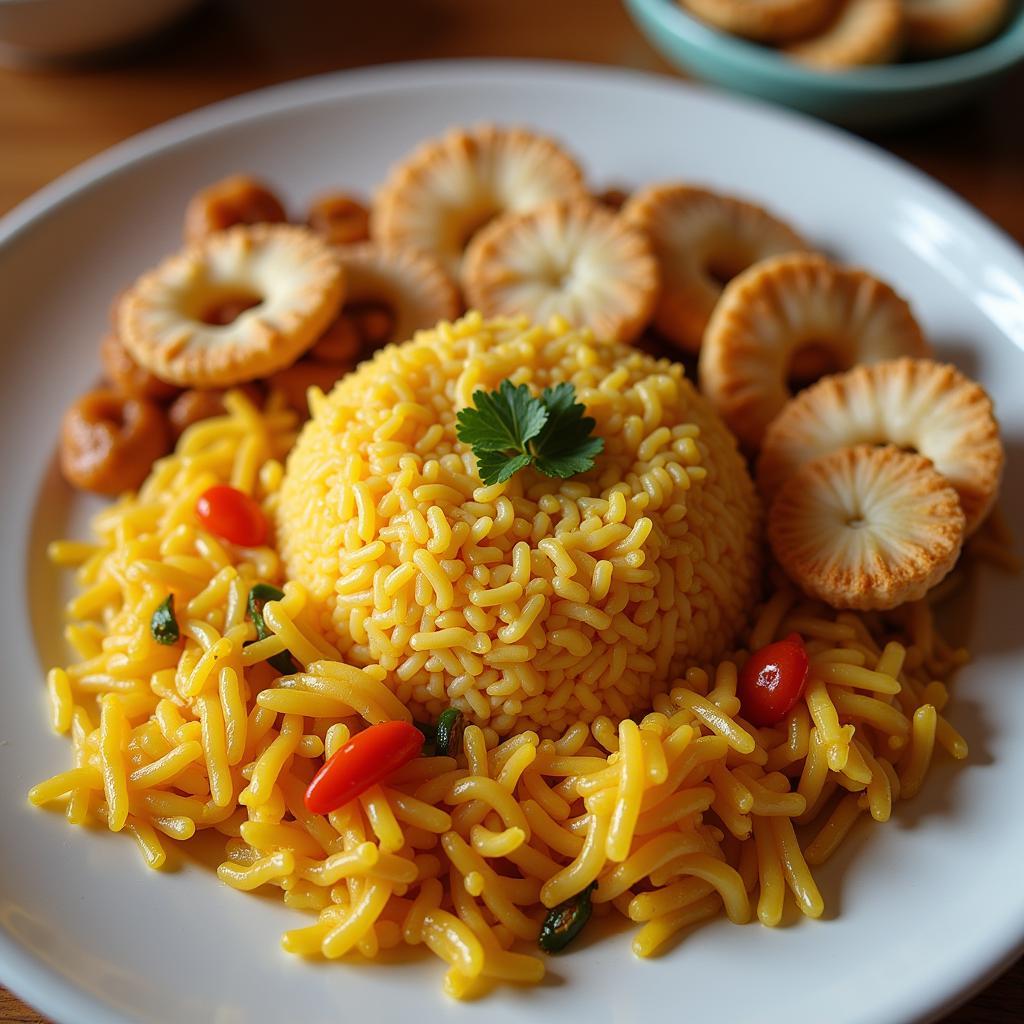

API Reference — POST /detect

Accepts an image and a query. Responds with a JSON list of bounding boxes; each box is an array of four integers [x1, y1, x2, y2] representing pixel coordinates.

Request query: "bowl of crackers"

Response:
[[626, 0, 1024, 126]]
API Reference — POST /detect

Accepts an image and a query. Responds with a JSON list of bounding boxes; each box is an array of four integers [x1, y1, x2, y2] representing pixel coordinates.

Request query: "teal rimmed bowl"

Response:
[[625, 0, 1024, 125]]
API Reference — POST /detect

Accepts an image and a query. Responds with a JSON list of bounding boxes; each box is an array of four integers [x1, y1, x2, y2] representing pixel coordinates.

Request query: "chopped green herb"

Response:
[[474, 448, 533, 486], [150, 594, 180, 645], [246, 583, 296, 675], [538, 881, 597, 953], [434, 707, 465, 758], [456, 380, 548, 456], [531, 383, 604, 480], [456, 380, 603, 486]]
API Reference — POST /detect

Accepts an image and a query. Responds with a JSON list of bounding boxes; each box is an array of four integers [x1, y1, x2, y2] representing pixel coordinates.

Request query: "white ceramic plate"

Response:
[[1, 61, 1022, 1024]]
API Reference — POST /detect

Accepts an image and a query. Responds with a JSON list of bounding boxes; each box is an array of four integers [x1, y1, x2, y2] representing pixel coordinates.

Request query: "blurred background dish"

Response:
[[625, 0, 1024, 125], [0, 0, 201, 65]]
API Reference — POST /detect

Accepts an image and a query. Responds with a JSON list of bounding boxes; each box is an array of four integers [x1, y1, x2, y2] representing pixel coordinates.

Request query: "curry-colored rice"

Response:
[[278, 313, 762, 736]]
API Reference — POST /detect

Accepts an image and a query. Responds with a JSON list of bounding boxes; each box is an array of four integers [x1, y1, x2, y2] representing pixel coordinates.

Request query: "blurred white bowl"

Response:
[[0, 0, 200, 63]]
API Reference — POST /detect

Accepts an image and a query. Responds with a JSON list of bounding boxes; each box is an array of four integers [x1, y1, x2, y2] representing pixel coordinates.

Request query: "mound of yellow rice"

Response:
[[278, 314, 762, 736]]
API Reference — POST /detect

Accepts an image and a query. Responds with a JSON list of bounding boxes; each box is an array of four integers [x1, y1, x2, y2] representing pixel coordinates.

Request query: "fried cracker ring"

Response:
[[117, 224, 344, 389], [262, 242, 454, 419], [332, 242, 461, 348], [758, 358, 1004, 535], [372, 124, 587, 280], [622, 184, 807, 354], [785, 0, 903, 67], [184, 174, 287, 244], [698, 253, 929, 450], [679, 0, 835, 40], [462, 199, 658, 344], [768, 445, 965, 610], [904, 0, 1008, 54], [60, 389, 171, 495], [306, 192, 371, 246], [99, 332, 180, 401]]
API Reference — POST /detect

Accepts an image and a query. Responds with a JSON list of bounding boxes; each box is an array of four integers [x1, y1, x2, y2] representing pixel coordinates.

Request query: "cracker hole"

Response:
[[347, 302, 396, 350], [787, 342, 844, 392], [92, 395, 125, 430], [704, 254, 750, 290], [198, 291, 262, 326], [539, 263, 571, 290]]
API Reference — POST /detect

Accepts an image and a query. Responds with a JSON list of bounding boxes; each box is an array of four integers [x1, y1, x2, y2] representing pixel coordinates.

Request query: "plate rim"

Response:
[[1, 57, 1022, 1024]]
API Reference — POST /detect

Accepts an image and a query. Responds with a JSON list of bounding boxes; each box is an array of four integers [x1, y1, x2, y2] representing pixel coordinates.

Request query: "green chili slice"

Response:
[[246, 583, 296, 675], [434, 707, 465, 759], [247, 583, 285, 638], [538, 882, 597, 953], [150, 594, 180, 645], [266, 650, 297, 674], [414, 720, 437, 756]]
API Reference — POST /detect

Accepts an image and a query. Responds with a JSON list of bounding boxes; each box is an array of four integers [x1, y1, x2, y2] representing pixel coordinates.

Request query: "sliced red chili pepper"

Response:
[[195, 484, 267, 547], [737, 632, 809, 728], [304, 720, 424, 815]]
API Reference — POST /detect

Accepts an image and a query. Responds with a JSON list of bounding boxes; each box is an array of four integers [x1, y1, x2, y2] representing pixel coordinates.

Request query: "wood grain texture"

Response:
[[0, 0, 1021, 1020]]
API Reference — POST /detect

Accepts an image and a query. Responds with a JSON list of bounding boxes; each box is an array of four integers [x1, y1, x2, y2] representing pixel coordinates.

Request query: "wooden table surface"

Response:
[[1, 1, 1021, 1020]]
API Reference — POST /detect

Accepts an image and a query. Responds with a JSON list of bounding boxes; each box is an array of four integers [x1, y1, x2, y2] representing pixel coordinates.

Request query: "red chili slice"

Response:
[[195, 484, 267, 546], [304, 720, 424, 815], [737, 632, 809, 728]]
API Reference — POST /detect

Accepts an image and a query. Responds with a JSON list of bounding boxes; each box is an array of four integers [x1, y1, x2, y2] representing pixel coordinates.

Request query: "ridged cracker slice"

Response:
[[118, 224, 344, 389], [372, 123, 587, 282], [679, 0, 835, 41], [785, 0, 903, 67], [758, 357, 1004, 534], [904, 0, 1009, 54], [622, 183, 807, 354], [769, 445, 965, 610], [183, 174, 287, 244], [698, 252, 928, 451], [462, 198, 658, 344], [330, 242, 461, 347]]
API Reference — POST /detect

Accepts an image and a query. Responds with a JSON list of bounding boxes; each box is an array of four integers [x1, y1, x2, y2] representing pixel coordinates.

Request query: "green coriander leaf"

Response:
[[455, 379, 548, 453], [531, 384, 605, 479], [539, 382, 580, 421], [456, 379, 603, 485], [532, 435, 604, 479], [475, 449, 532, 486]]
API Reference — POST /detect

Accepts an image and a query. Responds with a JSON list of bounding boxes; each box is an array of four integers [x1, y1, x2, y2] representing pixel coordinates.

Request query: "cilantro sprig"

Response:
[[456, 380, 604, 486]]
